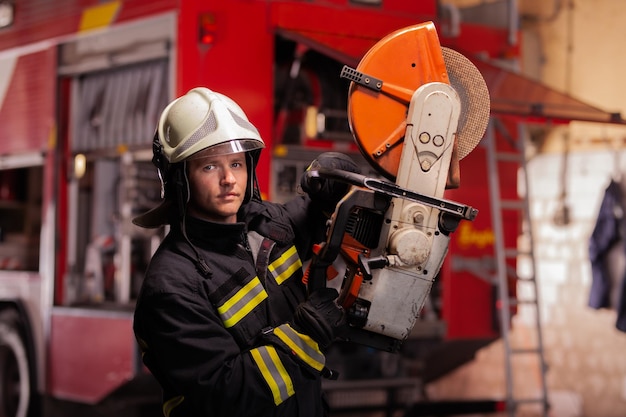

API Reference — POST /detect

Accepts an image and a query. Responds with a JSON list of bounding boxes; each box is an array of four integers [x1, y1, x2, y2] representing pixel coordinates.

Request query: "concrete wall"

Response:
[[429, 1, 626, 416], [428, 149, 626, 417]]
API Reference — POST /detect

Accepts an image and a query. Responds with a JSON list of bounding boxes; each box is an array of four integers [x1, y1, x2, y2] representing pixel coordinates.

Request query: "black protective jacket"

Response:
[[133, 196, 331, 417]]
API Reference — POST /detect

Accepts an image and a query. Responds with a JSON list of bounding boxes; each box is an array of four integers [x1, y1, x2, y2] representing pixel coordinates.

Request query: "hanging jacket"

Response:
[[133, 195, 333, 417], [588, 179, 626, 332]]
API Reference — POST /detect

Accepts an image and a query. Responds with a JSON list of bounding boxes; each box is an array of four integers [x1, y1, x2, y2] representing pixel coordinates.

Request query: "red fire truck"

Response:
[[1, 1, 621, 416]]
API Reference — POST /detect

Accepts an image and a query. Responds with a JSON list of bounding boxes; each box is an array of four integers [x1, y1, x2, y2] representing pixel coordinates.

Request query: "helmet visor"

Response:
[[187, 139, 264, 160]]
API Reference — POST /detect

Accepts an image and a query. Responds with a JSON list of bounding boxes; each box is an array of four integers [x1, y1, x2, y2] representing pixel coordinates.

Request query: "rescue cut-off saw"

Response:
[[304, 22, 491, 352]]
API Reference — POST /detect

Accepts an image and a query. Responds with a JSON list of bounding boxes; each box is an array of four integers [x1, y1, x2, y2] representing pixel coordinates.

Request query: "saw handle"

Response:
[[302, 167, 367, 189], [304, 168, 478, 221], [300, 152, 361, 213], [341, 65, 415, 105]]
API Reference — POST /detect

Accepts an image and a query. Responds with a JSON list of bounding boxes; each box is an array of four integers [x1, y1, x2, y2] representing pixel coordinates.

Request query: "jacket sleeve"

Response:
[[134, 267, 326, 417], [588, 180, 623, 309], [278, 194, 331, 261]]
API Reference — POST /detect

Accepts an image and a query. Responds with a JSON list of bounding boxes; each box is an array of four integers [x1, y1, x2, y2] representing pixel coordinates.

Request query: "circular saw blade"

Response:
[[347, 23, 490, 180], [442, 47, 491, 160]]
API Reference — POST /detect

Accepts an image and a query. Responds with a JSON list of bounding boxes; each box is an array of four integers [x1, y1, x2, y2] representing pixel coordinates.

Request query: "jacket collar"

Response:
[[184, 215, 246, 251]]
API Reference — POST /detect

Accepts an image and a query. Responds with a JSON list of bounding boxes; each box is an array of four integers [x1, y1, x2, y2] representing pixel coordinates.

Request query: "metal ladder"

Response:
[[484, 119, 550, 417]]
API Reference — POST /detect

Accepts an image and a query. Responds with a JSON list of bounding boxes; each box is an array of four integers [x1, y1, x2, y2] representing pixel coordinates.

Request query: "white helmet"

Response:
[[159, 87, 264, 163], [133, 87, 265, 228]]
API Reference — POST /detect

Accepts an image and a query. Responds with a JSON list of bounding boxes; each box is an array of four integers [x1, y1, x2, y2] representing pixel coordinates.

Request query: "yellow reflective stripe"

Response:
[[217, 277, 268, 328], [250, 346, 295, 405], [274, 324, 325, 371], [163, 395, 184, 417], [268, 246, 302, 284]]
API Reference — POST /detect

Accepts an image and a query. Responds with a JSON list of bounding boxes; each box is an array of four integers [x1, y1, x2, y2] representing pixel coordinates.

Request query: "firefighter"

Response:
[[132, 87, 358, 417]]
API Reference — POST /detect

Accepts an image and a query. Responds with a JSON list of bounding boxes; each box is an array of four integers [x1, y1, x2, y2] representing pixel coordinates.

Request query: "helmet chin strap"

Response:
[[245, 151, 262, 203], [175, 161, 212, 277]]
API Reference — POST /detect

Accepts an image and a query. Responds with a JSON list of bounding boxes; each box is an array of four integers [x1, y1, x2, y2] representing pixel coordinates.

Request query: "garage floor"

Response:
[[44, 373, 162, 417]]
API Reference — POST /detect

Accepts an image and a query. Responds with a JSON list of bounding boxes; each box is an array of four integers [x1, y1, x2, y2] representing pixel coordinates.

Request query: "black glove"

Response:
[[293, 288, 347, 350], [300, 152, 361, 211]]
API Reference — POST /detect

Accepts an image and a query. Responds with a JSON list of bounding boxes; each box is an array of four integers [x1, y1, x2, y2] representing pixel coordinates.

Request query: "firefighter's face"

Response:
[[186, 152, 248, 223]]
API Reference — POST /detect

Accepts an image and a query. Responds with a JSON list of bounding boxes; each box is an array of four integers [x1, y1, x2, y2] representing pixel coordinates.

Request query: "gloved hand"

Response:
[[300, 152, 361, 211], [293, 288, 347, 350]]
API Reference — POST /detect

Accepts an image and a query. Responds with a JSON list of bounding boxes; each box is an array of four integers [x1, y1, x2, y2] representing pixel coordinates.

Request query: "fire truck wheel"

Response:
[[0, 310, 31, 417]]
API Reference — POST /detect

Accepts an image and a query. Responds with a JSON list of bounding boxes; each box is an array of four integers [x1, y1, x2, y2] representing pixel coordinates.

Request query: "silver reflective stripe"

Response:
[[247, 230, 266, 265], [217, 276, 268, 328], [273, 324, 325, 371], [268, 245, 302, 285], [250, 346, 295, 405]]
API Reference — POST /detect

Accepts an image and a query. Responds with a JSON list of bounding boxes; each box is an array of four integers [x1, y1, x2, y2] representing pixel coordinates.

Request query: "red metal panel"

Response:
[[0, 0, 438, 53], [270, 1, 435, 62], [441, 122, 520, 340], [0, 0, 176, 50], [441, 145, 500, 339], [384, 0, 436, 16], [116, 0, 177, 22], [48, 310, 136, 403], [273, 0, 436, 17], [269, 5, 517, 71], [439, 22, 520, 60], [0, 49, 55, 155]]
